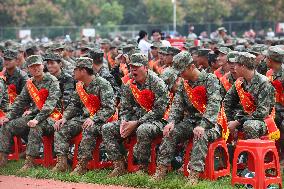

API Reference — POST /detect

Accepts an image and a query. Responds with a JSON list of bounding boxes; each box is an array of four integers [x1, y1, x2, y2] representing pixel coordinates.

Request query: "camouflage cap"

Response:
[[3, 49, 18, 60], [122, 44, 135, 56], [265, 46, 284, 63], [43, 53, 62, 61], [160, 67, 178, 90], [235, 45, 246, 52], [248, 44, 267, 55], [50, 43, 65, 50], [158, 46, 181, 55], [75, 57, 93, 69], [227, 51, 239, 63], [150, 41, 163, 49], [196, 48, 211, 57], [236, 52, 256, 69], [88, 49, 104, 59], [100, 39, 111, 44], [173, 51, 194, 73], [25, 55, 43, 67], [217, 47, 231, 55], [129, 53, 148, 67], [218, 27, 227, 32]]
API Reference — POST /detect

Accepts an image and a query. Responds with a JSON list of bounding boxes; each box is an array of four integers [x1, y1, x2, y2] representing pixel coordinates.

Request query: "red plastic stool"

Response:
[[34, 135, 56, 167], [87, 136, 113, 170], [71, 132, 82, 169], [231, 139, 282, 189], [124, 135, 162, 174], [184, 138, 230, 180], [8, 136, 26, 160]]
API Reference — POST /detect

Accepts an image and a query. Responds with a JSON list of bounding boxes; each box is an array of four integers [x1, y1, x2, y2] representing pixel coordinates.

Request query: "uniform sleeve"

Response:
[[18, 71, 29, 94], [34, 80, 61, 123], [6, 84, 31, 120], [251, 82, 275, 120], [63, 91, 83, 120], [0, 81, 9, 112], [223, 84, 240, 122], [61, 76, 75, 109], [138, 77, 169, 124], [92, 80, 115, 123], [120, 84, 136, 121], [168, 84, 185, 124], [199, 76, 222, 129]]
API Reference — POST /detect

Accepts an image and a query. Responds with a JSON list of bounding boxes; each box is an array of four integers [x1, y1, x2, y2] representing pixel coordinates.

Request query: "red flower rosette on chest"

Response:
[[183, 81, 207, 114], [87, 94, 101, 116], [38, 88, 49, 109], [271, 80, 284, 105], [129, 79, 155, 112], [8, 84, 17, 104]]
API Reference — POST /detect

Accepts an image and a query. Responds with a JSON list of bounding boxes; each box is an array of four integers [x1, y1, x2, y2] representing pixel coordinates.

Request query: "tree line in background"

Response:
[[1, 0, 284, 27]]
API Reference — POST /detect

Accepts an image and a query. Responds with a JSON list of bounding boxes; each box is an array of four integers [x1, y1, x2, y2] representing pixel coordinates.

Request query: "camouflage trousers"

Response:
[[102, 120, 163, 164], [54, 116, 103, 161], [275, 110, 284, 133], [242, 120, 267, 139], [157, 119, 221, 172], [0, 115, 54, 157]]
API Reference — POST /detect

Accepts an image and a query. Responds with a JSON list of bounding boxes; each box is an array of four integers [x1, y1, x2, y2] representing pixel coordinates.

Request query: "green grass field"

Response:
[[0, 160, 241, 189]]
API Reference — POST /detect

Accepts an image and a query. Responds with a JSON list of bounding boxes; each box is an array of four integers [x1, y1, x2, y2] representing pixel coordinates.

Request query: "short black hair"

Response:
[[78, 67, 94, 75], [152, 29, 162, 35]]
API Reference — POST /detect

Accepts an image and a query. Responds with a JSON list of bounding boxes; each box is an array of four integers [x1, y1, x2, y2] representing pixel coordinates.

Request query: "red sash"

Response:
[[76, 81, 117, 122], [266, 69, 284, 106], [8, 84, 17, 104], [107, 52, 116, 69], [214, 68, 223, 80], [163, 92, 174, 120], [26, 79, 62, 121], [183, 81, 229, 140], [220, 73, 233, 92], [128, 79, 155, 112], [235, 78, 279, 140]]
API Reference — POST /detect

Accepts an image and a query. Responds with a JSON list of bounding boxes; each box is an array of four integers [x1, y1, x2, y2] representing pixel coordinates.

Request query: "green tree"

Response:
[[98, 1, 124, 25], [181, 0, 231, 24], [143, 0, 185, 24], [25, 0, 70, 26]]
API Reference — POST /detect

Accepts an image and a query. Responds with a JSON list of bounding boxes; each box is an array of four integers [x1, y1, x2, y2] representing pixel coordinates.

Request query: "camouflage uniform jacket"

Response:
[[271, 64, 284, 113], [168, 70, 222, 129], [63, 75, 115, 124], [95, 64, 121, 99], [0, 78, 9, 111], [4, 67, 28, 94], [256, 59, 268, 75], [120, 70, 168, 125], [56, 71, 75, 111], [62, 58, 75, 75], [6, 73, 61, 123], [223, 71, 275, 125]]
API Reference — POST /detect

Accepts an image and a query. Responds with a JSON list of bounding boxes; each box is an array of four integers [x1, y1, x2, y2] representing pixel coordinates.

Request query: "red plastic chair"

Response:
[[184, 138, 230, 180], [124, 135, 163, 175], [34, 135, 56, 167], [231, 139, 282, 189], [8, 136, 26, 160]]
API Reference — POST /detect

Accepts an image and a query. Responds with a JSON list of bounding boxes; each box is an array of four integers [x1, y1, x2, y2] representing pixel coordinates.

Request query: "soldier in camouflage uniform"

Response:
[[158, 46, 181, 71], [88, 49, 121, 103], [265, 46, 284, 162], [153, 51, 222, 186], [265, 46, 284, 132], [248, 44, 268, 75], [0, 77, 9, 113], [3, 49, 29, 96], [50, 43, 75, 76], [44, 52, 75, 112], [52, 57, 115, 175], [102, 53, 168, 177], [0, 55, 60, 172], [223, 52, 275, 140], [195, 48, 211, 72]]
